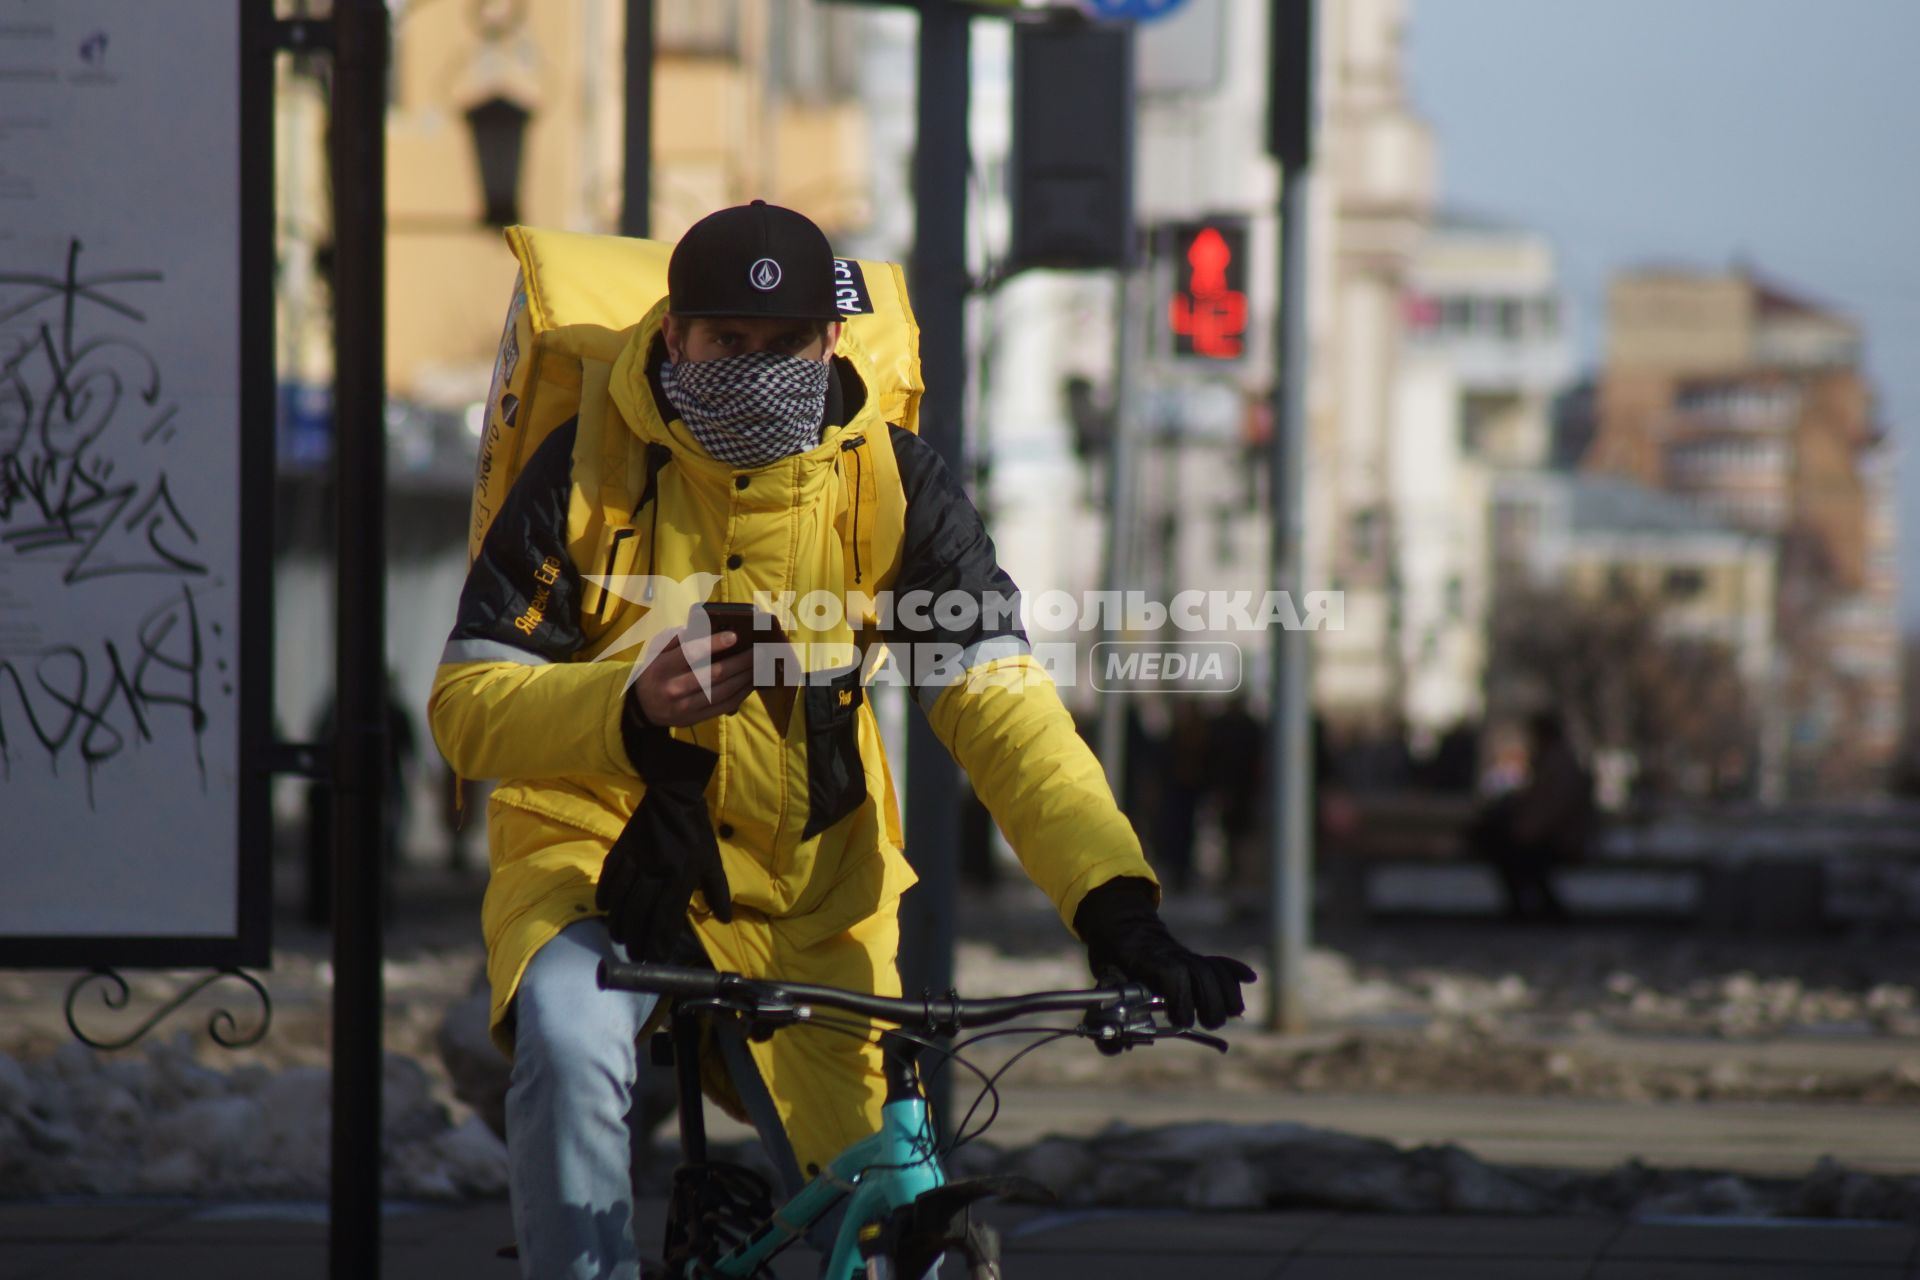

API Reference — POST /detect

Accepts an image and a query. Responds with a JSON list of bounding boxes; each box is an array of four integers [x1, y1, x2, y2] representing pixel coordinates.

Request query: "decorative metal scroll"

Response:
[[64, 967, 272, 1052]]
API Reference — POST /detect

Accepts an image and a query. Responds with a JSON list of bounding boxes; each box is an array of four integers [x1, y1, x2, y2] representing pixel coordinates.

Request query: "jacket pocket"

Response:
[[802, 663, 867, 838], [585, 525, 639, 620]]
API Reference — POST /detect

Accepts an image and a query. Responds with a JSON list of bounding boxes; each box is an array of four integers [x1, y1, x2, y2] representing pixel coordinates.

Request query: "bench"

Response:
[[1322, 790, 1834, 932]]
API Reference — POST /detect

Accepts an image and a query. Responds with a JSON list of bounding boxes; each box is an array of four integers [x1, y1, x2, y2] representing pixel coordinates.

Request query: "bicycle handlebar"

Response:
[[598, 960, 1151, 1035]]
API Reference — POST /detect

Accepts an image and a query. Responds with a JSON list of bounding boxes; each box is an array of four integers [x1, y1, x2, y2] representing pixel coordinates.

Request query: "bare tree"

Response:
[[1488, 584, 1757, 801]]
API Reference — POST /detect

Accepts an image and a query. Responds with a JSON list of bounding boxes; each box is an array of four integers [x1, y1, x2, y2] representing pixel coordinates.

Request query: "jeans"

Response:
[[506, 919, 808, 1280]]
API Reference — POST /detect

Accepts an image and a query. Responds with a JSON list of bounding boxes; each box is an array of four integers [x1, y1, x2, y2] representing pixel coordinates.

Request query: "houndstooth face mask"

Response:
[[660, 349, 830, 469]]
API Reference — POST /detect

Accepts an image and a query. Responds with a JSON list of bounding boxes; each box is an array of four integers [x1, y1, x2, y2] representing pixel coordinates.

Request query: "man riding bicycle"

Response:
[[428, 201, 1255, 1280]]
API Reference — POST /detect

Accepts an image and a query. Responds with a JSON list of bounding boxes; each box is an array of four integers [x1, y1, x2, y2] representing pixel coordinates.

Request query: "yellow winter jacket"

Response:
[[428, 299, 1153, 1170]]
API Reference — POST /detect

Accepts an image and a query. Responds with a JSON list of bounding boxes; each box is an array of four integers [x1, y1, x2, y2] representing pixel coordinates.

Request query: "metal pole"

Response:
[[1095, 268, 1142, 791], [1265, 164, 1312, 1033], [329, 2, 389, 1274], [622, 0, 653, 238], [902, 0, 969, 1132]]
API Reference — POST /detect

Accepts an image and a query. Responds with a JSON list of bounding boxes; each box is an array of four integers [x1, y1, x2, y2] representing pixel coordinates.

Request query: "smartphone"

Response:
[[697, 601, 799, 732], [698, 601, 789, 651]]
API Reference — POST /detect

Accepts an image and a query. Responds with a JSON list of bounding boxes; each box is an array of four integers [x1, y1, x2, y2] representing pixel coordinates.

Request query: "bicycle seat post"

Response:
[[671, 1006, 707, 1164]]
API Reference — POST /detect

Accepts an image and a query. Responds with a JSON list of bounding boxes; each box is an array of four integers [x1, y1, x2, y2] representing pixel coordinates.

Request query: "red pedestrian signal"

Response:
[[1168, 219, 1250, 359]]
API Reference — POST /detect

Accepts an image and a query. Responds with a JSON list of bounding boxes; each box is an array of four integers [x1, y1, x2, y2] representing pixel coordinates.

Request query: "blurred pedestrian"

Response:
[[1467, 712, 1594, 922], [304, 673, 418, 927], [959, 777, 1000, 890], [1428, 720, 1481, 793], [1153, 698, 1209, 892], [1206, 691, 1264, 893]]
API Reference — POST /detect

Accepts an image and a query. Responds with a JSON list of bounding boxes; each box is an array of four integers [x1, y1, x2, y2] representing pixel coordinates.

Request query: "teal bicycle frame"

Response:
[[705, 1092, 943, 1279], [661, 996, 947, 1280]]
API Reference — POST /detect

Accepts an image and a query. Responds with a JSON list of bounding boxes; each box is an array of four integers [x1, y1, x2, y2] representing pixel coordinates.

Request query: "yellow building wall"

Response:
[[369, 2, 868, 406]]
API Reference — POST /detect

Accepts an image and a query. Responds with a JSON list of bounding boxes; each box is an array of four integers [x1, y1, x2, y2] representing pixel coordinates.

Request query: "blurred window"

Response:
[[1663, 567, 1705, 599], [660, 0, 740, 56], [1534, 296, 1560, 335], [765, 5, 863, 101], [1404, 292, 1441, 337], [1351, 507, 1380, 564], [1493, 500, 1539, 557]]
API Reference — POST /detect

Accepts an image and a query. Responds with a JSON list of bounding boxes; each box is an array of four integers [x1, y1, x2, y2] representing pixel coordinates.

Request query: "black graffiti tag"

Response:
[[0, 238, 204, 583], [0, 584, 212, 805], [0, 238, 223, 798]]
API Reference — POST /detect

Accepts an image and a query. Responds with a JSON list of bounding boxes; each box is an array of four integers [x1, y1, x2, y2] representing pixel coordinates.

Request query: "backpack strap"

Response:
[[835, 426, 908, 851], [572, 356, 678, 617]]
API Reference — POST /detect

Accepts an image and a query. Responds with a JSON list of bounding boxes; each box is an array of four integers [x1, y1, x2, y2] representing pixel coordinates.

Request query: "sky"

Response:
[[1402, 0, 1920, 625]]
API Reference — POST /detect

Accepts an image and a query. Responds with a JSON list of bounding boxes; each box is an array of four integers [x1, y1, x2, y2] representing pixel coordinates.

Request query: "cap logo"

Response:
[[749, 258, 782, 291]]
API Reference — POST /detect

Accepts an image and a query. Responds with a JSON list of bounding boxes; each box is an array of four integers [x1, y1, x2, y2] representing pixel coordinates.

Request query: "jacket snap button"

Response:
[[735, 475, 750, 490], [727, 553, 743, 569], [717, 822, 735, 839]]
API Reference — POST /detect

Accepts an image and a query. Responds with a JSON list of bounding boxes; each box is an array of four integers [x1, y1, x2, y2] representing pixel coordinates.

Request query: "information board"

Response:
[[0, 1, 271, 967]]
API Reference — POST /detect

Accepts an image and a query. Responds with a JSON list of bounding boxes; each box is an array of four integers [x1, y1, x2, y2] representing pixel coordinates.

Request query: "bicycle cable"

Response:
[[946, 1029, 1079, 1153], [767, 1012, 993, 1177], [800, 1014, 1088, 1156], [696, 994, 1162, 1169], [812, 1016, 1102, 1157]]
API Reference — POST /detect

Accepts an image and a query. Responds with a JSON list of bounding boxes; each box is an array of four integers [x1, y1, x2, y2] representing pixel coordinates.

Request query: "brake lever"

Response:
[[1170, 1028, 1229, 1054], [682, 995, 810, 1042], [1082, 984, 1162, 1056]]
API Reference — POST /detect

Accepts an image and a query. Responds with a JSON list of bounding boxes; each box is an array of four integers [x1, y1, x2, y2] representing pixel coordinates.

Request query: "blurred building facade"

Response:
[[261, 0, 1900, 842], [1390, 216, 1574, 746], [1585, 269, 1900, 796], [1490, 472, 1781, 800], [1304, 0, 1436, 735], [1491, 474, 1778, 683], [378, 0, 871, 412]]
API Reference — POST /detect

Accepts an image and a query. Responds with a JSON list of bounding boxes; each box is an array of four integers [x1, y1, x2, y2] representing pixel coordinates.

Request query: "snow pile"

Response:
[[0, 1033, 506, 1200], [1596, 971, 1920, 1039], [671, 1121, 1920, 1222], [934, 1122, 1920, 1222]]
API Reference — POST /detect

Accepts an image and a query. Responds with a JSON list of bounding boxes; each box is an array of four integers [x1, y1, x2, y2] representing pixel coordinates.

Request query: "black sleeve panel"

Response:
[[881, 423, 1026, 652], [446, 418, 587, 663]]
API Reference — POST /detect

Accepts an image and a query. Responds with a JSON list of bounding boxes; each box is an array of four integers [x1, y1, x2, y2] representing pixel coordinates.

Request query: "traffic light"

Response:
[[1167, 218, 1250, 360], [1009, 20, 1136, 272], [1269, 0, 1313, 168]]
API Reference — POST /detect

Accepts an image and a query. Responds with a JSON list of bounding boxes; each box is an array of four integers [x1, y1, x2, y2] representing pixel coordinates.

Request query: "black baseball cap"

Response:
[[667, 200, 843, 322]]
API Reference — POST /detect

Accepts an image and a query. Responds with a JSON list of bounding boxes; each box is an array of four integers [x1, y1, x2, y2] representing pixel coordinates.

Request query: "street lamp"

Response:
[[465, 94, 531, 226], [460, 0, 536, 227]]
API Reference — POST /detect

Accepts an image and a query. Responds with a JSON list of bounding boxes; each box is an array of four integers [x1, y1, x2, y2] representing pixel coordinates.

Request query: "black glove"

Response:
[[597, 725, 732, 962], [1073, 877, 1256, 1030]]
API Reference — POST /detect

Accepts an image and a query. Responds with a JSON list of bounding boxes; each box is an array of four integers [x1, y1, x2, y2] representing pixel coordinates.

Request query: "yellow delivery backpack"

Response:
[[468, 226, 925, 606]]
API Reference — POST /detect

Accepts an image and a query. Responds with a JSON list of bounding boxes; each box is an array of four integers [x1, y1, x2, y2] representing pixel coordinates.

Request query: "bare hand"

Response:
[[632, 629, 756, 727]]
